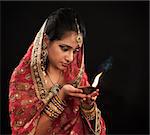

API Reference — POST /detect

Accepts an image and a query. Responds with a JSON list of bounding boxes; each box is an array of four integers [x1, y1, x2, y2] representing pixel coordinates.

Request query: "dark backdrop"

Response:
[[1, 1, 149, 134]]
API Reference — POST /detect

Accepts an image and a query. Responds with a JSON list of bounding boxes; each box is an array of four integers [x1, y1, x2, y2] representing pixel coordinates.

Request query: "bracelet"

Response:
[[55, 94, 67, 106], [81, 103, 96, 120], [81, 105, 95, 113], [44, 94, 66, 120], [51, 97, 64, 111], [47, 102, 62, 114], [44, 108, 59, 120]]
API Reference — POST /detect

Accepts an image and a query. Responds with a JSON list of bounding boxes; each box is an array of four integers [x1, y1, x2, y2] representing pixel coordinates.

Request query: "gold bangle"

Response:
[[55, 94, 66, 106], [81, 104, 96, 120], [44, 108, 59, 120], [51, 97, 64, 111], [44, 94, 66, 120], [47, 102, 62, 114], [81, 105, 95, 113]]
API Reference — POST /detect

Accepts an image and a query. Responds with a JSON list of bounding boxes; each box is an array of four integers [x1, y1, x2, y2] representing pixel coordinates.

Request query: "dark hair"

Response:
[[44, 8, 86, 41]]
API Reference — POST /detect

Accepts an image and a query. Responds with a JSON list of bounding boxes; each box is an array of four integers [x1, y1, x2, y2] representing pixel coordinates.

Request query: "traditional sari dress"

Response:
[[9, 20, 106, 135]]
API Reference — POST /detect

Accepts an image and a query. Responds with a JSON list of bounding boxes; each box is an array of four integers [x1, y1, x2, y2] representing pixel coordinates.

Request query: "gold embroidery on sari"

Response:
[[15, 107, 25, 115], [95, 107, 101, 134], [14, 119, 26, 127], [21, 99, 33, 105], [25, 73, 32, 80], [15, 82, 31, 91], [9, 93, 21, 101]]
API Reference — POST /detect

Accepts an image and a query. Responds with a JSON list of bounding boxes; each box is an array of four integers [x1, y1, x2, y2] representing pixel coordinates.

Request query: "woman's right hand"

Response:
[[57, 84, 87, 101]]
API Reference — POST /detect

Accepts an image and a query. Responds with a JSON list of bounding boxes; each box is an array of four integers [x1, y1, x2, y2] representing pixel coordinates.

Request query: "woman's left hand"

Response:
[[81, 89, 99, 108], [87, 89, 99, 101]]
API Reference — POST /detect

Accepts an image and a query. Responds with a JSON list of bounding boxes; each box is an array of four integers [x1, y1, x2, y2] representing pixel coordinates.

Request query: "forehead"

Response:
[[57, 31, 83, 48]]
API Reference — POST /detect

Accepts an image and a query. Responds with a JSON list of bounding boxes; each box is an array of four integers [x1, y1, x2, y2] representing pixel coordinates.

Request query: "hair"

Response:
[[44, 8, 86, 41]]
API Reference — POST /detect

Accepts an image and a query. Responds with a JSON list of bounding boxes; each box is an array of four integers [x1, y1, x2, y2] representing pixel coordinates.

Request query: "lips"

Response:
[[62, 63, 68, 67]]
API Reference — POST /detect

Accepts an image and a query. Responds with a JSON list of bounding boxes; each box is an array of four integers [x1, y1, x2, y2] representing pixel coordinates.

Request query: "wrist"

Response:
[[44, 94, 66, 120], [81, 103, 96, 120], [81, 100, 94, 110], [57, 87, 66, 101]]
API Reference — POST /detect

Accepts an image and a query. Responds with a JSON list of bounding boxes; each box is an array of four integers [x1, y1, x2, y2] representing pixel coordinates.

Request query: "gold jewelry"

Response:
[[44, 107, 59, 120], [75, 18, 83, 46], [81, 105, 95, 113], [55, 94, 66, 106], [46, 69, 62, 95], [81, 103, 96, 120], [51, 97, 64, 111], [47, 102, 62, 114], [47, 70, 62, 86], [44, 94, 66, 120]]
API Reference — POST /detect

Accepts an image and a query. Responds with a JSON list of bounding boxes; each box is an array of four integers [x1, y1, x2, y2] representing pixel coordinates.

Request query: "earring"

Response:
[[41, 41, 48, 76]]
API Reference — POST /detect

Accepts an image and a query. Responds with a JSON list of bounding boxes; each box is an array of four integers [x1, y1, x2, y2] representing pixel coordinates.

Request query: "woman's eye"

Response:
[[73, 48, 80, 53], [60, 45, 69, 52]]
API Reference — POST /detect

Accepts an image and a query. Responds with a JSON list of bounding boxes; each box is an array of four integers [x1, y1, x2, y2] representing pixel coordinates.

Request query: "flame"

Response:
[[91, 72, 103, 87]]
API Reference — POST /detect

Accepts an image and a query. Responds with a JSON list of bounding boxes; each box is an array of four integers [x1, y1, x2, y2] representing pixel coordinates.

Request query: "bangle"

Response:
[[55, 94, 67, 106], [44, 94, 66, 120], [51, 97, 64, 111], [81, 103, 96, 120], [44, 108, 59, 120], [47, 102, 62, 114], [81, 105, 95, 113]]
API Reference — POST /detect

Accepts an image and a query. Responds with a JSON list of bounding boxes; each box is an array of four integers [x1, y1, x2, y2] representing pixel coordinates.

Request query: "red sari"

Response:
[[9, 20, 106, 135]]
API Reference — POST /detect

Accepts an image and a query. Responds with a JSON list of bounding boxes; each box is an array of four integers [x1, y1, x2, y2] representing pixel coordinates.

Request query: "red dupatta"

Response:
[[9, 20, 106, 135]]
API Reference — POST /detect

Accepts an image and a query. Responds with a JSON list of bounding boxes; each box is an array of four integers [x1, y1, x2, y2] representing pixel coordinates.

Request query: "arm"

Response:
[[34, 113, 53, 135], [34, 84, 87, 135]]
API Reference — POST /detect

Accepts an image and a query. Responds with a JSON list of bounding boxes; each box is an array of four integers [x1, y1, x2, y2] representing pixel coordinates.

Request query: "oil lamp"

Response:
[[79, 72, 103, 94]]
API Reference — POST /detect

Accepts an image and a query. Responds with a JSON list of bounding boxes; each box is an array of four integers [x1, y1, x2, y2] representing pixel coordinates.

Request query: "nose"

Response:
[[65, 51, 74, 63]]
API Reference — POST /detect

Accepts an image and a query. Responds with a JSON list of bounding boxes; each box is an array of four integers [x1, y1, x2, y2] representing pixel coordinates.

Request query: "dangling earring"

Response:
[[41, 41, 48, 76]]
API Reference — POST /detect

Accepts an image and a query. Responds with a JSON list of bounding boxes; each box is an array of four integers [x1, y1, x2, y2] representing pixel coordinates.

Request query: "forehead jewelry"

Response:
[[75, 18, 83, 46]]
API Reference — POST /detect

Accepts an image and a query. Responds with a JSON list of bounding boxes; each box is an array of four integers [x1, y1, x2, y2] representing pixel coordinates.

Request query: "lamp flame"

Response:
[[91, 72, 103, 88]]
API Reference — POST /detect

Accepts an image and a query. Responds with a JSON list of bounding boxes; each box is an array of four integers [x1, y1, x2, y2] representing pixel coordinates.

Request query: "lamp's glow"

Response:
[[91, 72, 103, 87]]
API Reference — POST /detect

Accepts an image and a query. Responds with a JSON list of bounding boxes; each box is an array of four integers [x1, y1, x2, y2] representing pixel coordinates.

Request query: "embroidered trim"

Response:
[[95, 106, 101, 134], [31, 19, 54, 104]]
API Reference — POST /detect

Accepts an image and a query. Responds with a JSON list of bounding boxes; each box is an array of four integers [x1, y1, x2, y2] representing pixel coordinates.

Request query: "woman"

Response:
[[9, 8, 106, 135]]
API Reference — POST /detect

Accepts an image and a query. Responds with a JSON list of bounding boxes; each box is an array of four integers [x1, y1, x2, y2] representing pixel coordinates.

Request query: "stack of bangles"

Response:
[[43, 94, 66, 120], [81, 102, 96, 120]]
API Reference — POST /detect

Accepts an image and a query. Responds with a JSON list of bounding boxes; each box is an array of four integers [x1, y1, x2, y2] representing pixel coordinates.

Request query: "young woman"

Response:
[[9, 8, 106, 135]]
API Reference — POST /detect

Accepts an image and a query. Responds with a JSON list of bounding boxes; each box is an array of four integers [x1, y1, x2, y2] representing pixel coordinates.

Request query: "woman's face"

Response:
[[46, 31, 83, 71]]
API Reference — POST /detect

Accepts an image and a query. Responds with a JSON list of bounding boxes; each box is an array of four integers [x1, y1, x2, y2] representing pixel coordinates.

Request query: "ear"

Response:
[[43, 33, 50, 45]]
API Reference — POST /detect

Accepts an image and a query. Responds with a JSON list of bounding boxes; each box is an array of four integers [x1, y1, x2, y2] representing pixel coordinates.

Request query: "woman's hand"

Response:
[[81, 89, 99, 109], [58, 84, 87, 100], [86, 89, 99, 101]]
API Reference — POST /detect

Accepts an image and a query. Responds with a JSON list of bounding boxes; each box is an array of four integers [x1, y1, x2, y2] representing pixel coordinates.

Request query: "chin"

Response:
[[57, 66, 67, 71]]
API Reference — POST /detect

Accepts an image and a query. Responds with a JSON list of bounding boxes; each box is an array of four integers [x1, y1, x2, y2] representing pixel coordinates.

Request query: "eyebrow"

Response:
[[60, 44, 80, 49]]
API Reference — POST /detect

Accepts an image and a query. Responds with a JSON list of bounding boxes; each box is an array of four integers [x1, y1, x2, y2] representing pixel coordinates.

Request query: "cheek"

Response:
[[48, 48, 64, 62]]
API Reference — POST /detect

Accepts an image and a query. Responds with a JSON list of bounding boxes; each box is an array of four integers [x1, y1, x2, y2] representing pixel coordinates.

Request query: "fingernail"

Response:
[[87, 95, 91, 98], [83, 98, 86, 101]]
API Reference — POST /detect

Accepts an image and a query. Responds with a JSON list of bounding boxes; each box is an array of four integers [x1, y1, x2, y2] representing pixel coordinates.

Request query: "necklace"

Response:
[[46, 70, 62, 85], [46, 69, 62, 95]]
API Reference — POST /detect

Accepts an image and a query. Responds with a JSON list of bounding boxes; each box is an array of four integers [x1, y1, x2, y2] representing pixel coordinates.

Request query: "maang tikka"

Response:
[[75, 18, 83, 46]]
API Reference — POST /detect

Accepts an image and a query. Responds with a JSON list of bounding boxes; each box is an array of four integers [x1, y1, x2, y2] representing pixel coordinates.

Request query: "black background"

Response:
[[1, 1, 149, 134]]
